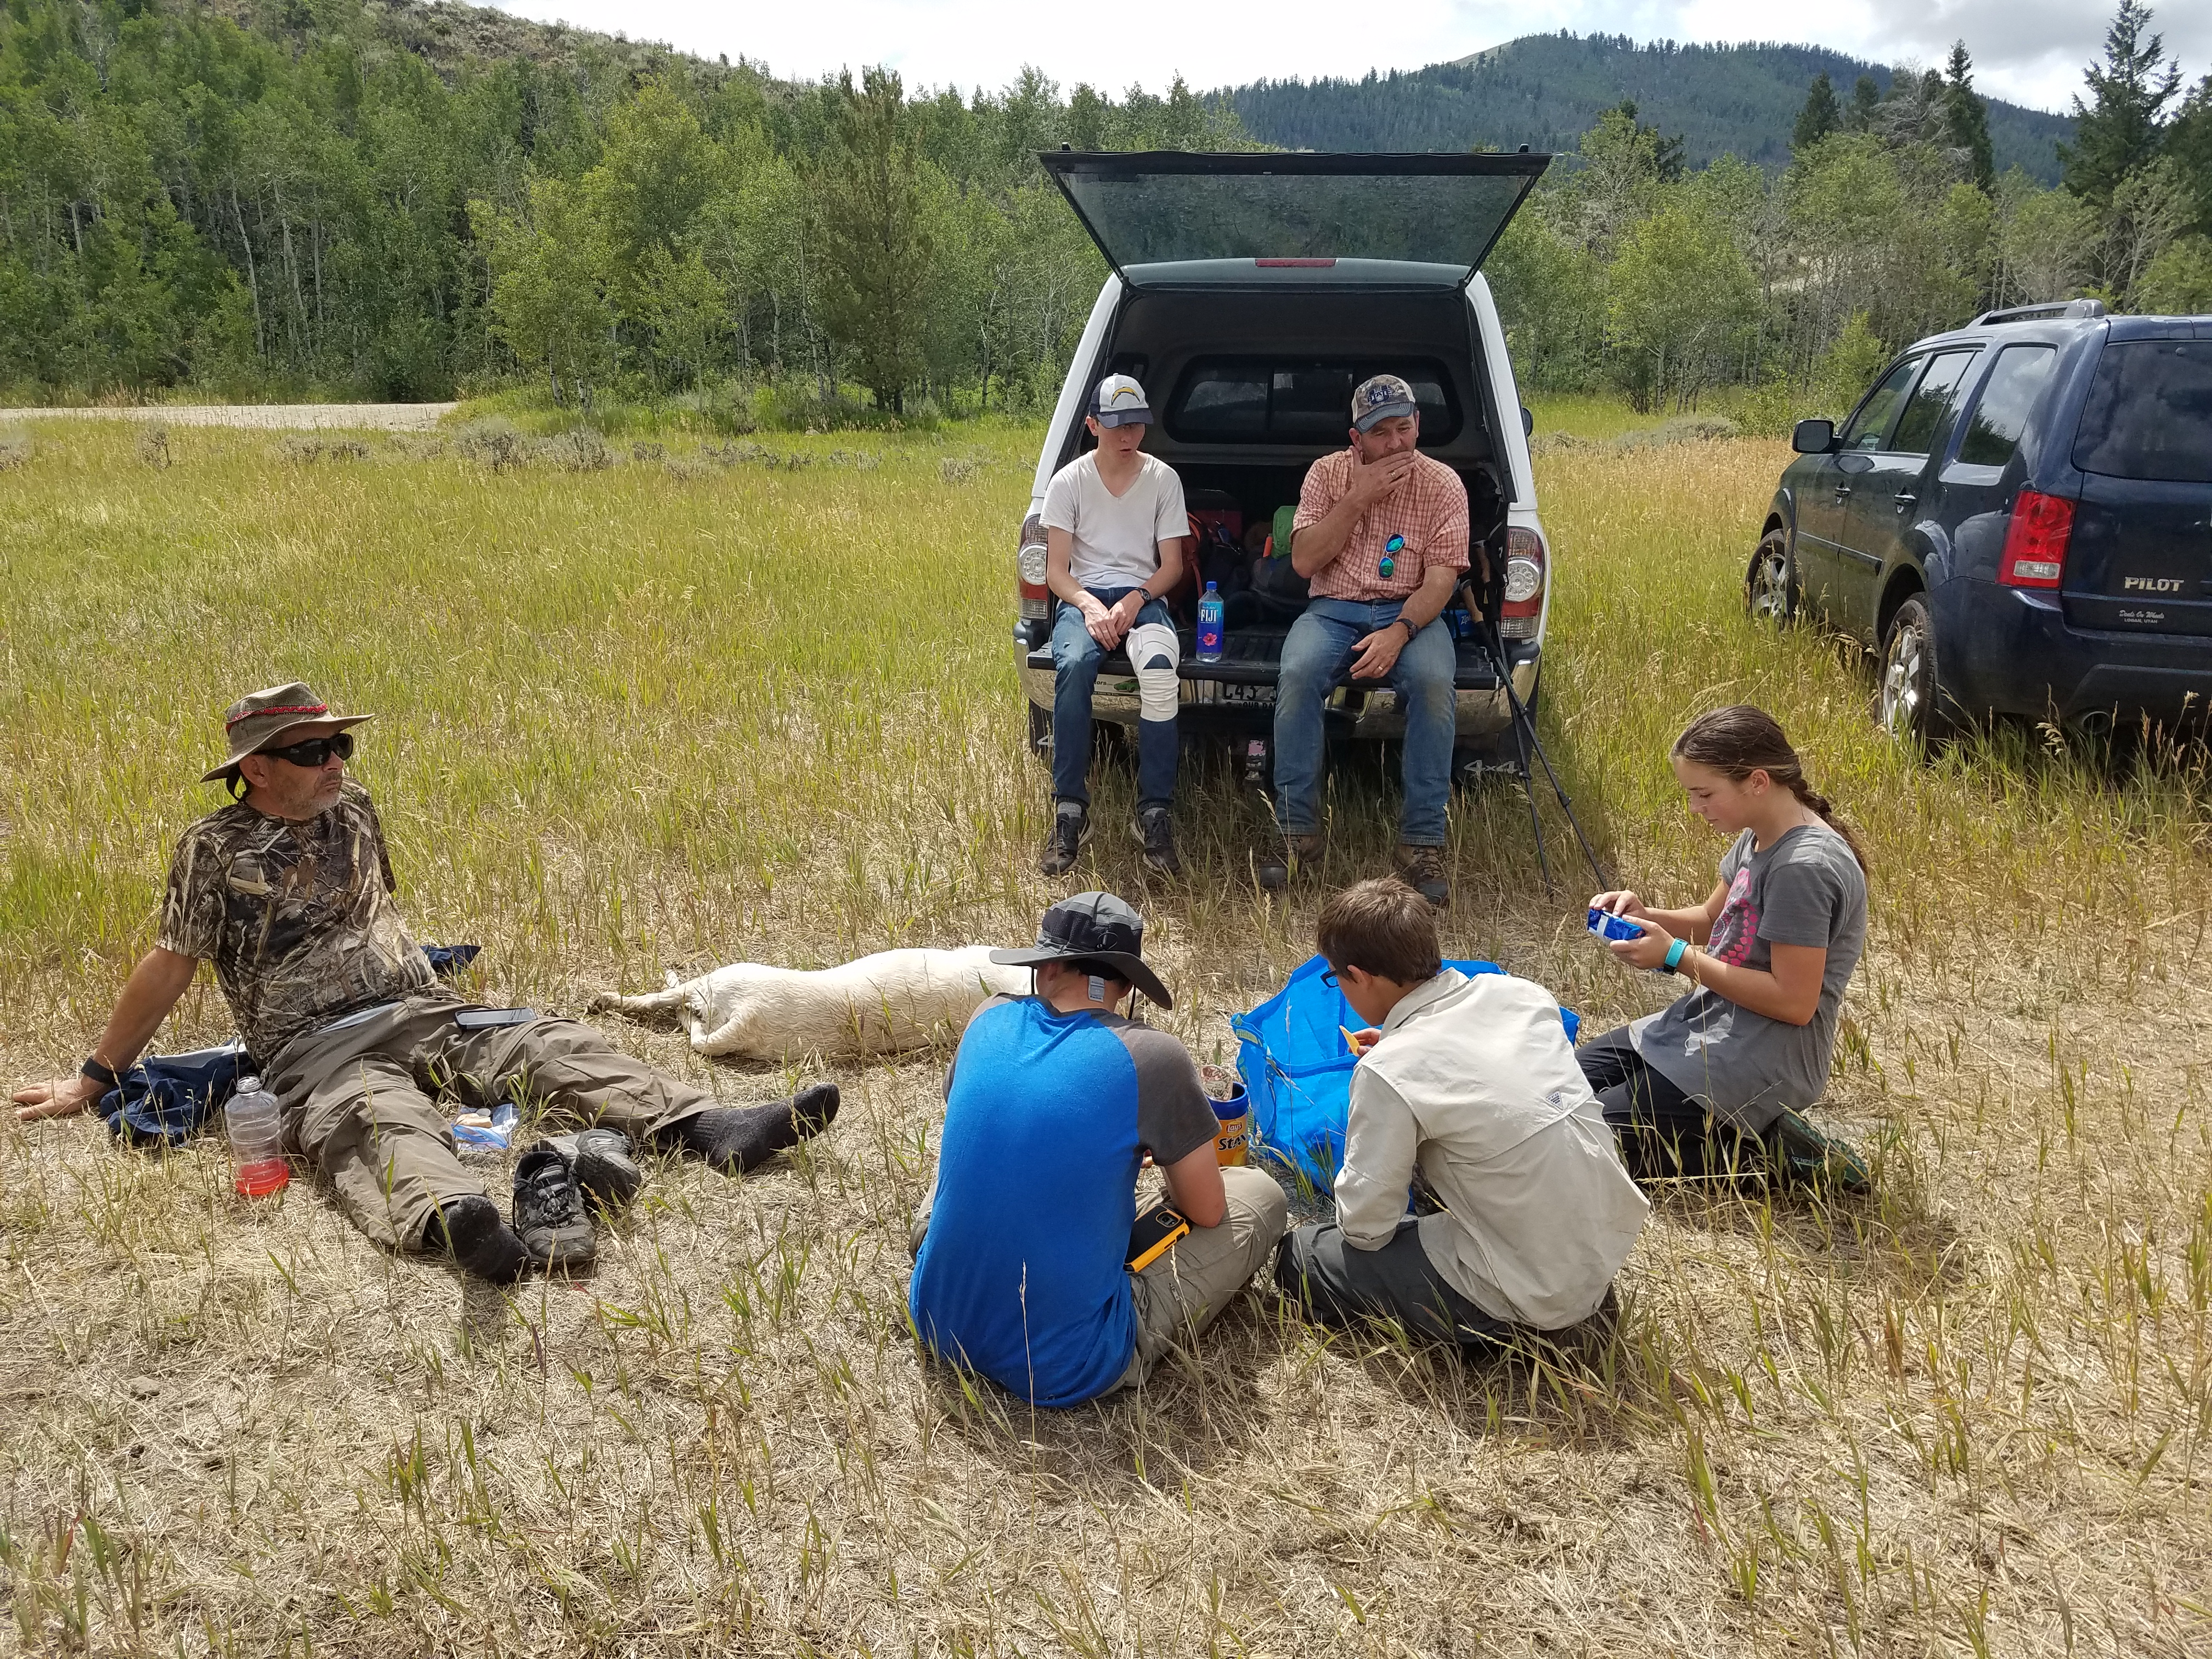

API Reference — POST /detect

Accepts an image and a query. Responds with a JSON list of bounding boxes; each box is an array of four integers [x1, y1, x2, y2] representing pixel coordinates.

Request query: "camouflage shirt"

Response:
[[156, 781, 443, 1061]]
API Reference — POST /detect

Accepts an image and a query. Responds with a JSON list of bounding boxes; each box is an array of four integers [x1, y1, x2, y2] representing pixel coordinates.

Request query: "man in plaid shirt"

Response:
[[1261, 374, 1470, 907]]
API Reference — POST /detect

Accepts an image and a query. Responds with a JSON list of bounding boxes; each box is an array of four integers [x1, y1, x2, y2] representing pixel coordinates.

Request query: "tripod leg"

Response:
[[1521, 719, 1607, 890], [1521, 741, 1555, 893], [1459, 582, 1609, 892]]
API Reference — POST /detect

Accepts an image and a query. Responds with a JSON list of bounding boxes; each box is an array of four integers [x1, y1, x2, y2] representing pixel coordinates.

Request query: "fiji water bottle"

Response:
[[1196, 582, 1224, 663], [225, 1076, 290, 1197]]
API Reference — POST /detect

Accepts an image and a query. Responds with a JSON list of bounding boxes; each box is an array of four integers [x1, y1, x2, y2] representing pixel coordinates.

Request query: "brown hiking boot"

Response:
[[1394, 843, 1450, 908], [1256, 832, 1324, 891]]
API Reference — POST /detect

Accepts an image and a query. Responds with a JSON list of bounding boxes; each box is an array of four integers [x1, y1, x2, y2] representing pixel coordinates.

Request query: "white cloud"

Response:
[[483, 0, 2209, 114]]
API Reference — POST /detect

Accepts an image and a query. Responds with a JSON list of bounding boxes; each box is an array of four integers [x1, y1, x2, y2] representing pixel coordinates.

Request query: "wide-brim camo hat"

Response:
[[990, 890, 1173, 1009], [1088, 373, 1153, 429], [1352, 373, 1420, 432], [201, 681, 373, 782]]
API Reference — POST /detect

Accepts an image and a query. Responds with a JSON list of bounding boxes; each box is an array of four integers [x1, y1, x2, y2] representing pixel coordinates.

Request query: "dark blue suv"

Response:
[[1751, 301, 2212, 745]]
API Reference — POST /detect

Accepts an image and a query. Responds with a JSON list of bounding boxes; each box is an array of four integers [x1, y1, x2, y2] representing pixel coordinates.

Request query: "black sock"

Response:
[[673, 1082, 840, 1173], [431, 1194, 533, 1283]]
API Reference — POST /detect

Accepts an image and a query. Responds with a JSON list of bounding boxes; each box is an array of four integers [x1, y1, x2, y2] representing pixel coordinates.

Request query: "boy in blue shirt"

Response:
[[909, 894, 1288, 1406]]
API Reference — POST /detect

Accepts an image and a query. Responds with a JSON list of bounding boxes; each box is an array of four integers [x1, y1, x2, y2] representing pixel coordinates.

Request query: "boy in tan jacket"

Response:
[[1275, 878, 1647, 1344]]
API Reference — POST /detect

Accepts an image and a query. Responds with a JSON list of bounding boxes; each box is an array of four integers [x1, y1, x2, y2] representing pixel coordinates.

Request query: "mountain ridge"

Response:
[[1222, 32, 2074, 182]]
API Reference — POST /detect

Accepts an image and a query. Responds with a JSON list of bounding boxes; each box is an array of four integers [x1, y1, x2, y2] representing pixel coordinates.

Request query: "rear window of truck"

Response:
[[2072, 339, 2212, 483], [1166, 359, 1461, 445]]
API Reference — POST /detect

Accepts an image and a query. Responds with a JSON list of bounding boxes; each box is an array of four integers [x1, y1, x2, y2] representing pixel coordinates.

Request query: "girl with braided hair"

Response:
[[1579, 706, 1869, 1181]]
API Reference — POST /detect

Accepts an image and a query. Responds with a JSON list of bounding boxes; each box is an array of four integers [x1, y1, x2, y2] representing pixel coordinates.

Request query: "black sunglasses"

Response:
[[261, 732, 354, 768]]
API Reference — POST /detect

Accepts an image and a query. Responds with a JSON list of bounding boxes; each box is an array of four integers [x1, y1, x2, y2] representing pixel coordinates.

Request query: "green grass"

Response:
[[0, 417, 2208, 1654], [1525, 391, 1655, 442]]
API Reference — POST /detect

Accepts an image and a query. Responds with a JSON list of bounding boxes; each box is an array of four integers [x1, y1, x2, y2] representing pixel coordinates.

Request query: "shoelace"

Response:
[[520, 1164, 585, 1224]]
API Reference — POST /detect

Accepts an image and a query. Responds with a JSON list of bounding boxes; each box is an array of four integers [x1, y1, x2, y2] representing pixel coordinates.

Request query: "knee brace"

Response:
[[1126, 620, 1181, 723]]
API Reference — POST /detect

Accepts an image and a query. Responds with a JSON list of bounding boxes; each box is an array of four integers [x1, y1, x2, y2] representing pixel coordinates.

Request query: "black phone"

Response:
[[453, 1008, 537, 1029], [1126, 1204, 1190, 1272]]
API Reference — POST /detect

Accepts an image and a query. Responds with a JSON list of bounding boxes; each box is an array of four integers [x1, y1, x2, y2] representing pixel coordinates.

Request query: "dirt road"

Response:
[[0, 402, 456, 431]]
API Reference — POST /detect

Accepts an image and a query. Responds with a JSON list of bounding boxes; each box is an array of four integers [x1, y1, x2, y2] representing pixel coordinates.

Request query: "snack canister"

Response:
[[1201, 1065, 1250, 1166]]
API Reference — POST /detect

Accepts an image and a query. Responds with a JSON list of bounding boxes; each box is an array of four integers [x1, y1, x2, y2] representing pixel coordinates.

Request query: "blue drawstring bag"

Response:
[[1229, 955, 1580, 1192], [423, 944, 480, 978], [99, 1044, 251, 1148]]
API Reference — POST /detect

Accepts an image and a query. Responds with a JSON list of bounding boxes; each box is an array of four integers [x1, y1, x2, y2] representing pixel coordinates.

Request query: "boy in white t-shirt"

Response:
[[1038, 374, 1189, 877]]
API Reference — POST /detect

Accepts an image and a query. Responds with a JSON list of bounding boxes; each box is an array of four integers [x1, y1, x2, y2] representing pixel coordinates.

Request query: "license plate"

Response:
[[1187, 680, 1274, 706]]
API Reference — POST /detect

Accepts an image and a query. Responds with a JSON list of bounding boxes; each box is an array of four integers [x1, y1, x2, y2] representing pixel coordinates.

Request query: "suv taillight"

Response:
[[1999, 491, 2074, 589], [1017, 512, 1049, 620], [1498, 527, 1546, 639]]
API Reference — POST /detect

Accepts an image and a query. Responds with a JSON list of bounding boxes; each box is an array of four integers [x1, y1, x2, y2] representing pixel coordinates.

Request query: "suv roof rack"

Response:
[[1971, 298, 2108, 326]]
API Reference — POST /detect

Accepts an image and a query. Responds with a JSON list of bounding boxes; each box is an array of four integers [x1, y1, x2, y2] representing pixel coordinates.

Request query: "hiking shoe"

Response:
[[1768, 1109, 1872, 1194], [1132, 805, 1181, 877], [1394, 843, 1451, 909], [430, 1194, 533, 1283], [1256, 832, 1324, 891], [1039, 802, 1090, 876], [512, 1146, 597, 1270], [544, 1127, 644, 1214]]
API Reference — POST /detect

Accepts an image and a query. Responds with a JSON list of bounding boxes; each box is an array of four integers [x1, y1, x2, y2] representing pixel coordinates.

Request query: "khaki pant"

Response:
[[263, 996, 712, 1251], [1113, 1165, 1289, 1391], [906, 1165, 1291, 1394]]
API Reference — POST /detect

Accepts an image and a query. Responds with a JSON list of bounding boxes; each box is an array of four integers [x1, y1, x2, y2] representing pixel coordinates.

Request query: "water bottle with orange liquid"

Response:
[[225, 1077, 290, 1197]]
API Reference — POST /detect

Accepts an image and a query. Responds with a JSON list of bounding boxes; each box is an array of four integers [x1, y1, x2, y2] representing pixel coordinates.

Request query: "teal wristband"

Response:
[[1663, 939, 1689, 973]]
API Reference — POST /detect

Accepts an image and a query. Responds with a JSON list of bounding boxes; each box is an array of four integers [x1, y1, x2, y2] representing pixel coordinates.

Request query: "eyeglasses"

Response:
[[261, 732, 354, 768], [1321, 970, 1339, 988]]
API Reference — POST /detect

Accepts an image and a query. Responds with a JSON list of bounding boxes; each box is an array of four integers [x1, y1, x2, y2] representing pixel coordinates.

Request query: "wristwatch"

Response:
[[81, 1056, 120, 1089], [1396, 617, 1419, 644]]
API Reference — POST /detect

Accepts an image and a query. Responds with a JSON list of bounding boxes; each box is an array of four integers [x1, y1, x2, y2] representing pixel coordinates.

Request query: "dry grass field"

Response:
[[1, 418, 2208, 1656]]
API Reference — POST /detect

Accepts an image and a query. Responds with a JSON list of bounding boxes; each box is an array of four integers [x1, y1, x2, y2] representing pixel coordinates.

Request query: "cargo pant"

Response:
[[262, 995, 713, 1252], [1113, 1165, 1290, 1390], [905, 1164, 1290, 1393]]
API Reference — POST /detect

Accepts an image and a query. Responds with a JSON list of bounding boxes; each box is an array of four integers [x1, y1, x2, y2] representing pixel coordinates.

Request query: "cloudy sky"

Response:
[[486, 0, 2210, 114]]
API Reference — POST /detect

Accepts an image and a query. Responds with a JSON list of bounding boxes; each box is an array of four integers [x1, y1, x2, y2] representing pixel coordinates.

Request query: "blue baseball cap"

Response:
[[1088, 374, 1153, 428]]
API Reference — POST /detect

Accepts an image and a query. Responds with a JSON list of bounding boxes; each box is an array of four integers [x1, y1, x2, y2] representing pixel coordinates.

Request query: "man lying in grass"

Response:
[[907, 893, 1288, 1406], [12, 682, 839, 1284], [1275, 878, 1648, 1346]]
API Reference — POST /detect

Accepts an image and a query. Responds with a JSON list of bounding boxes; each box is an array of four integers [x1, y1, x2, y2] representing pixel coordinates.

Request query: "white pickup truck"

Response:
[[1014, 149, 1556, 784]]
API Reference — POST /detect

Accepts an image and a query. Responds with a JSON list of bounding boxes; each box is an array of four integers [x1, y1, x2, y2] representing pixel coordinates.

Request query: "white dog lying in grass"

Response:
[[590, 945, 1034, 1061]]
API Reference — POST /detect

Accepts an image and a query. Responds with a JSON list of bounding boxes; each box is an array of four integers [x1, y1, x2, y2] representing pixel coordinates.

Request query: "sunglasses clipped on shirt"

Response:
[[261, 732, 354, 768]]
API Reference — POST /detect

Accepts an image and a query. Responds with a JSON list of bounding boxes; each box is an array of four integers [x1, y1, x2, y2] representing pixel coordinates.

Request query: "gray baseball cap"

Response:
[[1088, 374, 1153, 428], [1352, 373, 1420, 432]]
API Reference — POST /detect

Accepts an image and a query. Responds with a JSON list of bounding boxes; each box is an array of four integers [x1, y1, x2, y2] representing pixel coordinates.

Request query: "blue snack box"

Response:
[[1587, 907, 1644, 943]]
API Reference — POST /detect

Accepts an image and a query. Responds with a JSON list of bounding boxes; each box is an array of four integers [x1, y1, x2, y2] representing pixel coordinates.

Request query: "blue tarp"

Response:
[[1229, 955, 1580, 1192]]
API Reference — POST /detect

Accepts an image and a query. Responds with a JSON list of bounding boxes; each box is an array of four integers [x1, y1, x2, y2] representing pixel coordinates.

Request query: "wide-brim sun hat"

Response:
[[201, 680, 373, 782], [990, 890, 1173, 1009]]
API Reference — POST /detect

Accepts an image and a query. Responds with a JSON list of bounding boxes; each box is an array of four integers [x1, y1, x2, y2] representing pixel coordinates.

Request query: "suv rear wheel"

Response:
[[1745, 528, 1796, 627], [1878, 594, 1955, 751]]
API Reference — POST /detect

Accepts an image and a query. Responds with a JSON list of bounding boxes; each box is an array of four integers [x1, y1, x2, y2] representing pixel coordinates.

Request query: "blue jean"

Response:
[[1272, 597, 1457, 843], [1051, 588, 1178, 810]]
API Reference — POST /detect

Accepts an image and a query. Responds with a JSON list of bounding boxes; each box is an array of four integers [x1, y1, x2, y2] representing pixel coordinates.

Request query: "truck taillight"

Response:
[[1999, 490, 2074, 589], [1017, 512, 1049, 620], [1499, 526, 1546, 640]]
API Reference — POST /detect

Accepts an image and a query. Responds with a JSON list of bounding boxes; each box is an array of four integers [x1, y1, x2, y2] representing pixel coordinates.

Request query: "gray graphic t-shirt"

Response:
[[1630, 821, 1867, 1130]]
